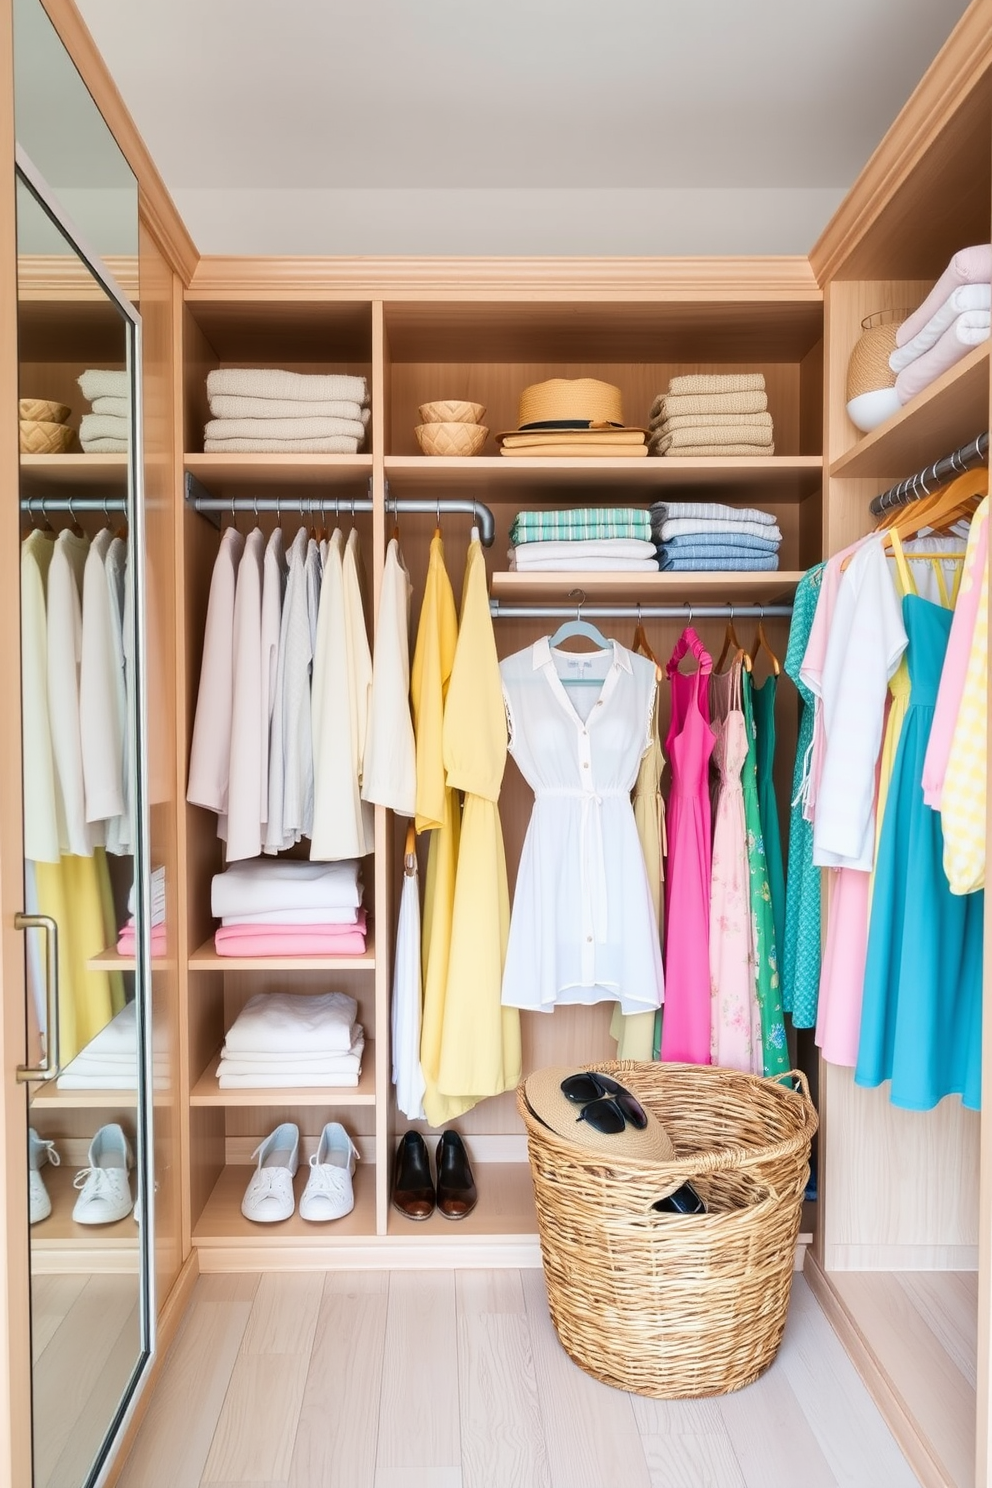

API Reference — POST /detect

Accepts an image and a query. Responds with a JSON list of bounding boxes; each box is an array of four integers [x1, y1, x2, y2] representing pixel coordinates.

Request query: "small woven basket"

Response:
[[846, 309, 908, 399], [418, 400, 486, 426], [415, 420, 488, 456], [518, 1060, 817, 1398], [19, 419, 75, 455], [19, 398, 71, 425]]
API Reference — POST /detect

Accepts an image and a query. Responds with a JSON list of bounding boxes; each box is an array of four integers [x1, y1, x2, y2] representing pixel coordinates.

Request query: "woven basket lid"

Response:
[[523, 1066, 676, 1164], [518, 378, 625, 429]]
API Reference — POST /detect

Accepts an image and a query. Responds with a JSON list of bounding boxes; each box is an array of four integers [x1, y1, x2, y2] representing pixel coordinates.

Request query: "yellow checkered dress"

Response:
[[942, 540, 988, 894]]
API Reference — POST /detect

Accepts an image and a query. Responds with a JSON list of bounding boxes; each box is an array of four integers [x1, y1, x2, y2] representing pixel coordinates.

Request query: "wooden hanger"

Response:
[[632, 605, 662, 682], [404, 822, 417, 875], [881, 466, 987, 551], [749, 612, 781, 676], [715, 606, 752, 674]]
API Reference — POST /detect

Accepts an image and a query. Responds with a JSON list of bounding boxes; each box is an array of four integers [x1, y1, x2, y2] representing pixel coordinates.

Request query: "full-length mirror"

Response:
[[14, 160, 150, 1488]]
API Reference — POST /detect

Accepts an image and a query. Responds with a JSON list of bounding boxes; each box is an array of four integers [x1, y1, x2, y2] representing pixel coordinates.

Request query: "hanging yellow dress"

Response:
[[612, 669, 665, 1060], [411, 532, 461, 1126], [436, 538, 521, 1111], [942, 538, 988, 893]]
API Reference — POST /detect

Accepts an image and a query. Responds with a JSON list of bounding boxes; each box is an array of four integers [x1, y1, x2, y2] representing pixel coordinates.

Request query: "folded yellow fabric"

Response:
[[652, 390, 768, 419], [649, 410, 774, 433], [650, 423, 775, 452], [501, 442, 648, 458], [664, 373, 766, 398], [651, 441, 776, 458]]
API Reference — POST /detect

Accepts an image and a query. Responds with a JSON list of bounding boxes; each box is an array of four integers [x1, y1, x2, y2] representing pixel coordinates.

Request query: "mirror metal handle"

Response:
[[14, 912, 59, 1083]]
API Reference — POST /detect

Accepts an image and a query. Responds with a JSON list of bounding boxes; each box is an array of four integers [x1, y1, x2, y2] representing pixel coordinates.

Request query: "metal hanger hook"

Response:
[[568, 587, 587, 620], [253, 495, 259, 523]]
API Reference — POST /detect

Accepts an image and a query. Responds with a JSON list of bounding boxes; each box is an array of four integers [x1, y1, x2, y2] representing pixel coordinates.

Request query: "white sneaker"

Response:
[[241, 1123, 299, 1223], [299, 1123, 358, 1223], [28, 1129, 59, 1225], [72, 1124, 133, 1225]]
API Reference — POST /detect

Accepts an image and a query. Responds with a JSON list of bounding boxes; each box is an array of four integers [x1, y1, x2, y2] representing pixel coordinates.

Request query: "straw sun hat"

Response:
[[522, 1066, 676, 1164], [497, 378, 647, 441]]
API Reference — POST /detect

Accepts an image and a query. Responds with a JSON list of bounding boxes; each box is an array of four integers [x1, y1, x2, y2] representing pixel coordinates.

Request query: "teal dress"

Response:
[[753, 674, 786, 968], [856, 592, 983, 1110], [783, 566, 824, 1027], [741, 670, 788, 1075]]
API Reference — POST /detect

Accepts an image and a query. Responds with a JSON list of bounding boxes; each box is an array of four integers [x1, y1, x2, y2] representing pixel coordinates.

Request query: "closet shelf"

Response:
[[184, 452, 373, 491], [187, 930, 375, 972], [19, 453, 128, 494], [86, 947, 173, 971], [29, 1163, 140, 1257], [384, 1161, 538, 1241], [29, 1079, 139, 1110], [192, 1162, 377, 1250], [489, 570, 804, 604], [384, 454, 822, 503], [190, 1045, 376, 1107], [831, 341, 990, 482]]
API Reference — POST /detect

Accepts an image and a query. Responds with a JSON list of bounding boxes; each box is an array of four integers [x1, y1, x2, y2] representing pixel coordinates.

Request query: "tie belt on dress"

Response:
[[534, 787, 628, 947]]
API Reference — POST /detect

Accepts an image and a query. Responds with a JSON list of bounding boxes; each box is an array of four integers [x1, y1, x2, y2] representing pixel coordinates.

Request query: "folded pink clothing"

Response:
[[895, 309, 990, 403], [896, 244, 992, 345], [213, 925, 368, 956], [117, 927, 167, 956]]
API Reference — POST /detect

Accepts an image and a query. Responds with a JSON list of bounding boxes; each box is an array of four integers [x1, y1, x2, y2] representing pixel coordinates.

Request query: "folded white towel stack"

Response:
[[889, 247, 992, 404], [56, 1001, 168, 1090], [217, 991, 365, 1088], [204, 368, 371, 454], [77, 369, 129, 453]]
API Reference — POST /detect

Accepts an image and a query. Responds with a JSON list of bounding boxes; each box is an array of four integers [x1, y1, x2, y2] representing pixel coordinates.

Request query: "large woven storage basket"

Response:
[[517, 1060, 818, 1398]]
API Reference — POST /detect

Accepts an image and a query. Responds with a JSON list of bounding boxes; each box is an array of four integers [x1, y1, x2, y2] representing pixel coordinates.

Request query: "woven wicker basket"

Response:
[[19, 398, 71, 425], [19, 419, 75, 455], [415, 420, 488, 456], [418, 399, 486, 426], [517, 1060, 817, 1399], [846, 309, 908, 399]]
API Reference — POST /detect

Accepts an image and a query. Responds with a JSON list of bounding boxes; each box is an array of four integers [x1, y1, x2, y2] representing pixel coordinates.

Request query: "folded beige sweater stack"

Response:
[[649, 373, 774, 457], [204, 368, 371, 454]]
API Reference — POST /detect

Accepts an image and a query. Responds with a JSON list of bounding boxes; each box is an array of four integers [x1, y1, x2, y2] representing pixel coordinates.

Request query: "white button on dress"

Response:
[[499, 637, 664, 1015]]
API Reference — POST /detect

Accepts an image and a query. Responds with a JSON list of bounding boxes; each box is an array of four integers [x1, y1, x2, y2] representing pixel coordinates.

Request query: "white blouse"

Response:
[[47, 529, 96, 857], [187, 526, 245, 824], [363, 537, 416, 816], [226, 527, 265, 862]]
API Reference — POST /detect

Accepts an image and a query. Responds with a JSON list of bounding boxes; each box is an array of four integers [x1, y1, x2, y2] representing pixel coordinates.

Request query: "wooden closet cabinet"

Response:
[[2, 2, 992, 1487]]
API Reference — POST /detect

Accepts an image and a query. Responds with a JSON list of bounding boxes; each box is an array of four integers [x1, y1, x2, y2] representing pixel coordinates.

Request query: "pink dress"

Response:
[[709, 658, 762, 1072], [661, 628, 715, 1064]]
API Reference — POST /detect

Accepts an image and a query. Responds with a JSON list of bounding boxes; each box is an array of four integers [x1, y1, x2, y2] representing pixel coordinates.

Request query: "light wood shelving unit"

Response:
[[489, 570, 805, 604], [187, 934, 375, 973], [189, 1046, 377, 1107]]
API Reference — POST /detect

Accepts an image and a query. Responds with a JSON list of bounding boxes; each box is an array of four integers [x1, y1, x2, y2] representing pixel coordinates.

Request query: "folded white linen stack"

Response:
[[648, 373, 774, 457], [890, 246, 992, 404], [204, 368, 371, 453], [56, 1000, 167, 1090], [508, 538, 658, 573], [77, 369, 129, 452], [210, 857, 367, 957], [217, 990, 365, 1088]]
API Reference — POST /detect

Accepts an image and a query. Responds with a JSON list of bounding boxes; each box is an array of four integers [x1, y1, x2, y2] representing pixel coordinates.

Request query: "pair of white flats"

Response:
[[241, 1121, 358, 1224], [29, 1123, 134, 1226]]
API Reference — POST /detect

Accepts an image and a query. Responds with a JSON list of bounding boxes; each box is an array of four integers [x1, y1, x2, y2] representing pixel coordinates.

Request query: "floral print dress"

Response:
[[741, 666, 789, 1075], [709, 656, 763, 1072]]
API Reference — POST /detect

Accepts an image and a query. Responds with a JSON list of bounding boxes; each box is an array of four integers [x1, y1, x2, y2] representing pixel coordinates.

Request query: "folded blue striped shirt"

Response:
[[660, 531, 781, 554], [657, 552, 780, 572]]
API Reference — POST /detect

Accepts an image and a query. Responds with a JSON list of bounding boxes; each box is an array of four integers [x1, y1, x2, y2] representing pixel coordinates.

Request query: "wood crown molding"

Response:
[[809, 0, 992, 284], [17, 252, 139, 299], [187, 254, 821, 301], [37, 0, 199, 284]]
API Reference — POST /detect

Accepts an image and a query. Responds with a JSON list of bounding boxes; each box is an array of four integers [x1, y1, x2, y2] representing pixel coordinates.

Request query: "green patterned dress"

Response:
[[741, 669, 789, 1074], [782, 565, 825, 1027]]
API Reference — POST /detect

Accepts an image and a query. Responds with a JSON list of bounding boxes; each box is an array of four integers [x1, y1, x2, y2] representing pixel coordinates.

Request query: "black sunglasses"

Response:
[[560, 1072, 648, 1134]]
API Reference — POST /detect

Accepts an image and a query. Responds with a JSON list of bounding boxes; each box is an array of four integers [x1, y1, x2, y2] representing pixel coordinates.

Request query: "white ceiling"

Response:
[[74, 0, 972, 256]]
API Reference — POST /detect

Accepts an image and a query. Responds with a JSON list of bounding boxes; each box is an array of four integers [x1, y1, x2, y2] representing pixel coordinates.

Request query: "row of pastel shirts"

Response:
[[383, 526, 793, 1126], [781, 504, 987, 1113]]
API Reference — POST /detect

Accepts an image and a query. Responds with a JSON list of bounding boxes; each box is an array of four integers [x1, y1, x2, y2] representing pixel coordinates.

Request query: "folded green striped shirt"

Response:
[[511, 507, 651, 542]]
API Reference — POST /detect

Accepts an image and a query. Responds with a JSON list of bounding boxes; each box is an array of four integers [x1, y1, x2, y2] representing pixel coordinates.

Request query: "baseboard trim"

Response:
[[195, 1238, 545, 1271], [803, 1252, 958, 1488]]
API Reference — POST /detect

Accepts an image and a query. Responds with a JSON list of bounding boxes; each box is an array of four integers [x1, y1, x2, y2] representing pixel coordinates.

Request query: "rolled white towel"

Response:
[[890, 283, 992, 372], [90, 396, 130, 418], [78, 369, 129, 401], [80, 413, 130, 442], [896, 244, 992, 346], [203, 435, 362, 454], [205, 415, 366, 443], [208, 393, 366, 421], [895, 309, 991, 403], [206, 368, 368, 404]]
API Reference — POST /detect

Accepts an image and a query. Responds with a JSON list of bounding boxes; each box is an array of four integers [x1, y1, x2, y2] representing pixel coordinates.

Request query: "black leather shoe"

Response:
[[435, 1130, 478, 1221], [391, 1132, 435, 1221]]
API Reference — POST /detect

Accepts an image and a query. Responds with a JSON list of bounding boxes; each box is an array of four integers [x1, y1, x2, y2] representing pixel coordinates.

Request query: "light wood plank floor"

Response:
[[116, 1269, 924, 1488]]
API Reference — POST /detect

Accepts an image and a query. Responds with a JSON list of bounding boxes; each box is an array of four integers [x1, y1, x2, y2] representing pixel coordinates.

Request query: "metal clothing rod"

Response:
[[20, 496, 128, 513], [489, 601, 793, 621], [184, 473, 495, 546], [869, 430, 989, 516]]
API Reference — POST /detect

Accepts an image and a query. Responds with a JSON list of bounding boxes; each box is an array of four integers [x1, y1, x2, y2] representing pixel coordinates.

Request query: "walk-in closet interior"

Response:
[[0, 0, 990, 1485]]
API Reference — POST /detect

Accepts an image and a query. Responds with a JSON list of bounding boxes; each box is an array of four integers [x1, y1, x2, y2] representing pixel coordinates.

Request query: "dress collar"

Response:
[[531, 635, 631, 673]]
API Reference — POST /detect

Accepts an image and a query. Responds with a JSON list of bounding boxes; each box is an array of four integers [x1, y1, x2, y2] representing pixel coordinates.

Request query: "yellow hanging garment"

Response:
[[436, 538, 521, 1111], [942, 543, 988, 893], [411, 533, 461, 1125]]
